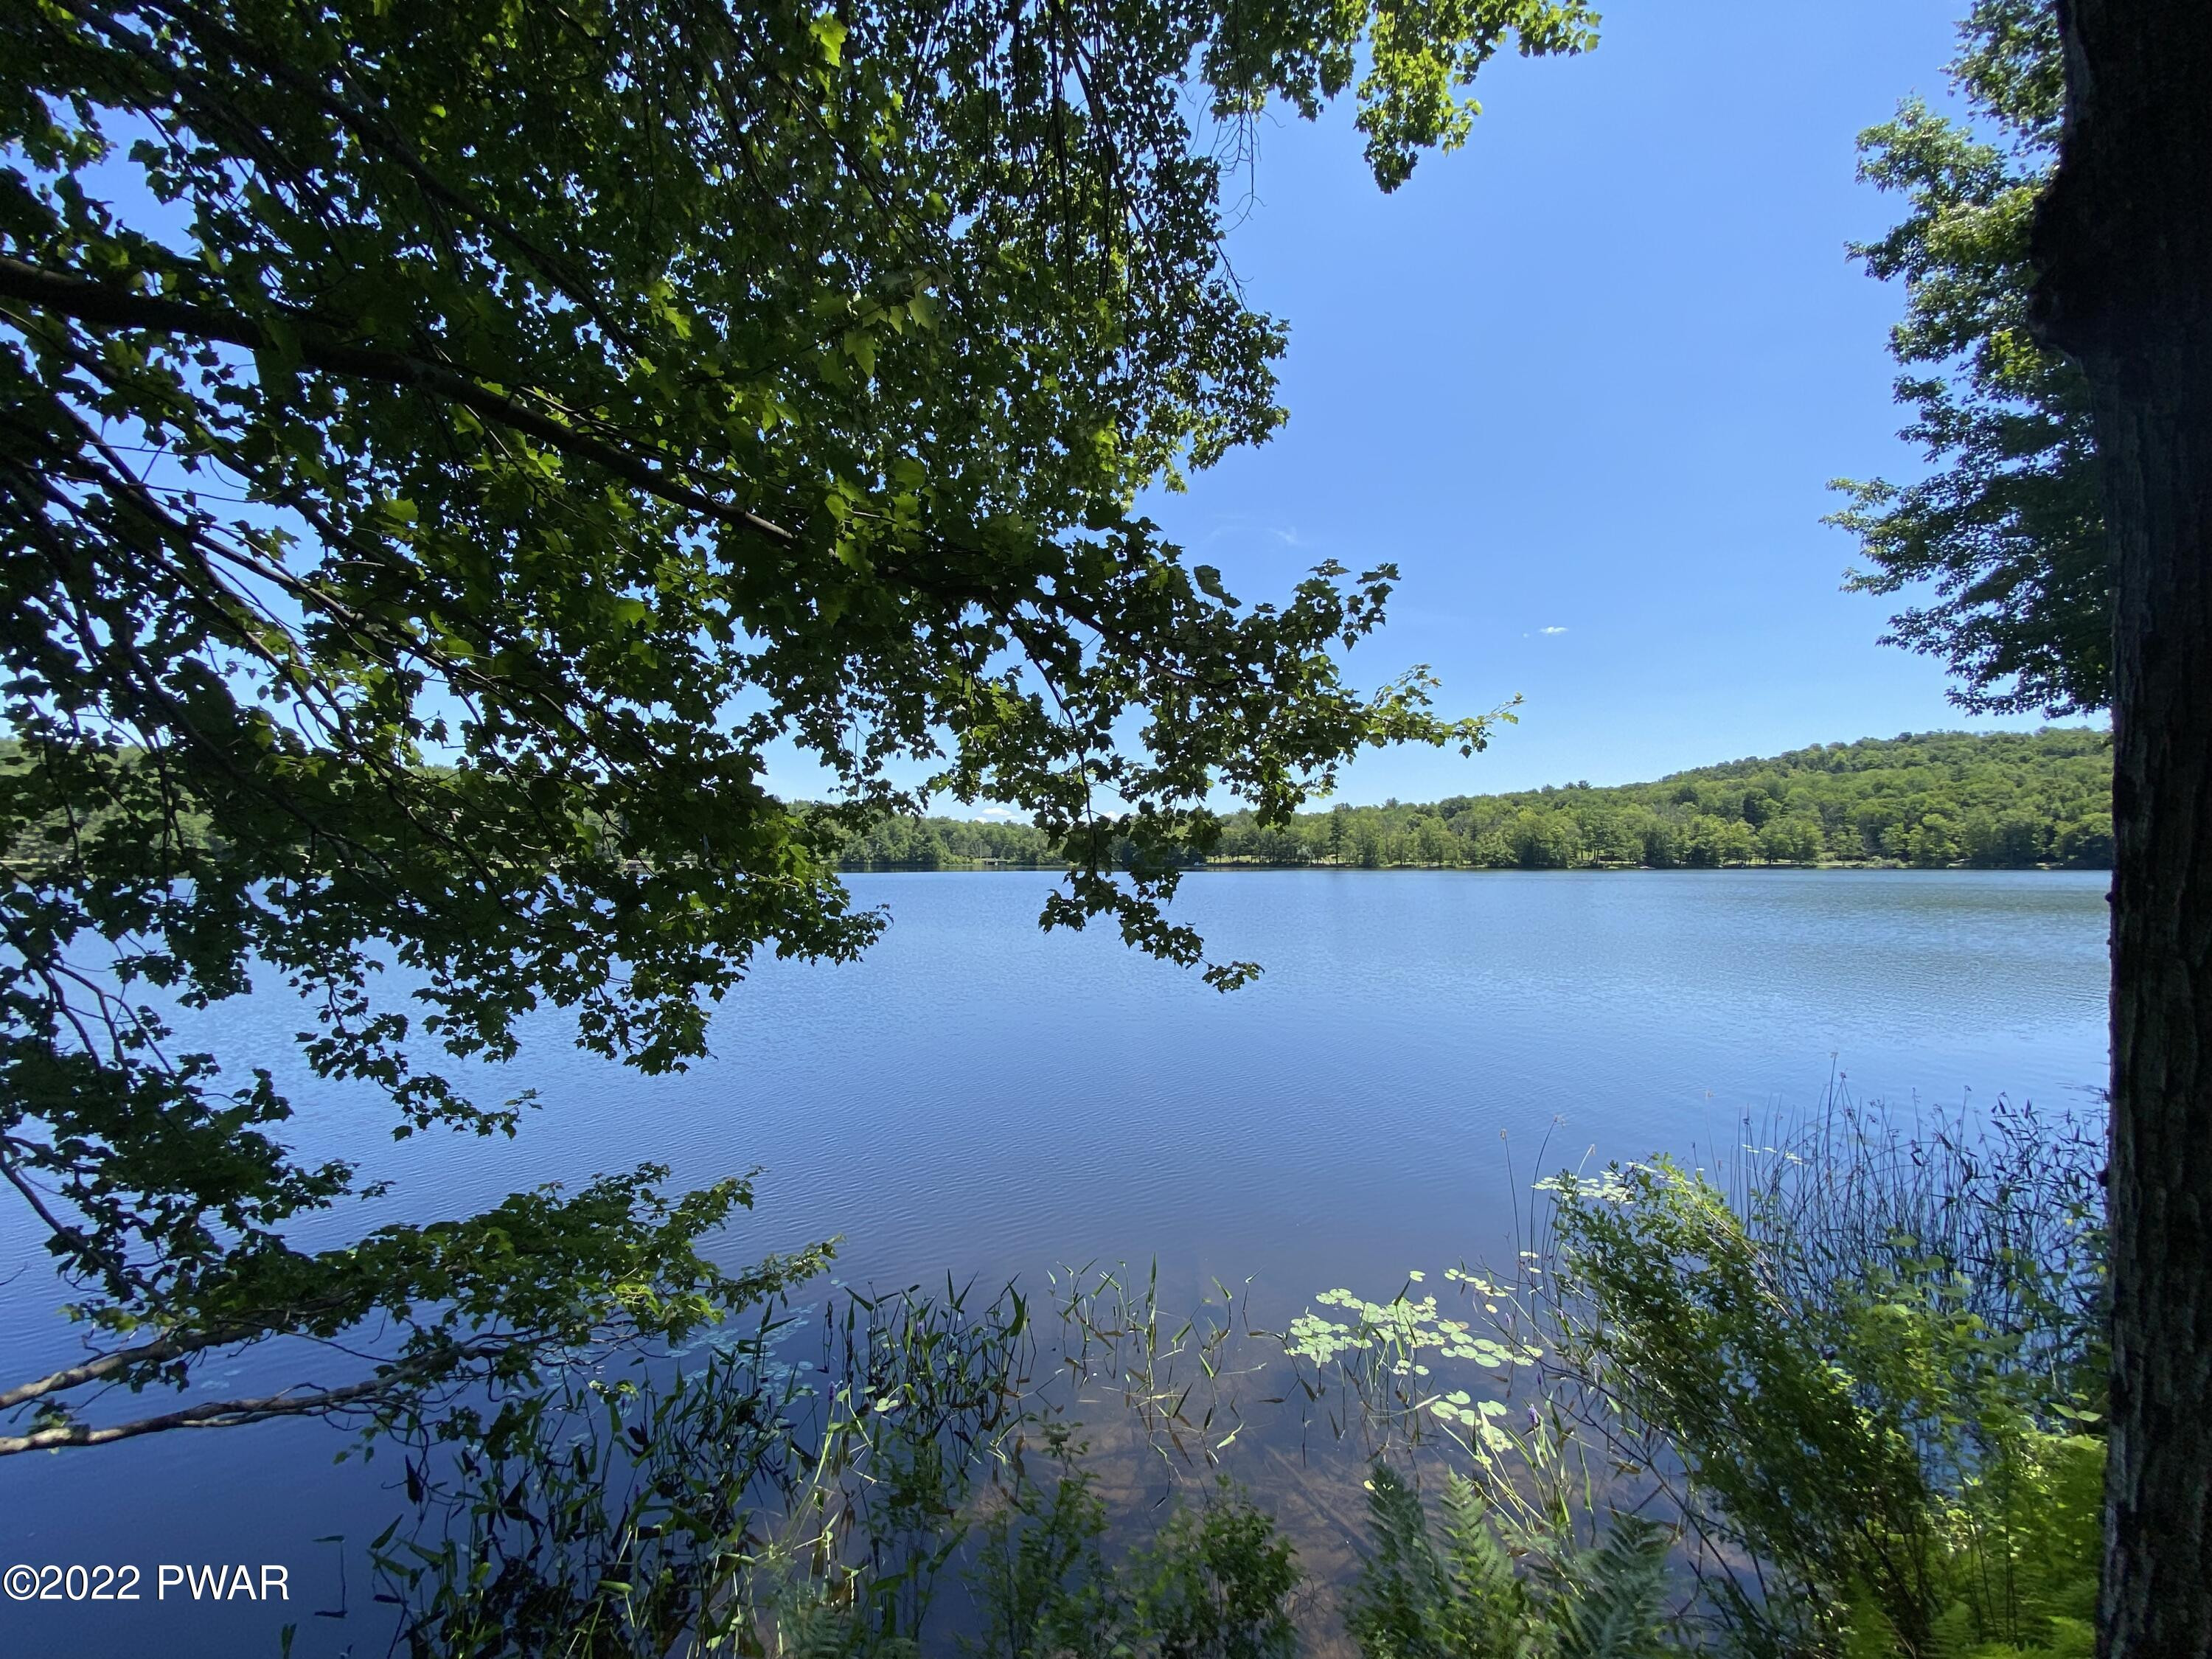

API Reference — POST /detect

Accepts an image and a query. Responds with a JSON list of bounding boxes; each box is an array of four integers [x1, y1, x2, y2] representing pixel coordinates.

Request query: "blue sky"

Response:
[[1118, 0, 2054, 806]]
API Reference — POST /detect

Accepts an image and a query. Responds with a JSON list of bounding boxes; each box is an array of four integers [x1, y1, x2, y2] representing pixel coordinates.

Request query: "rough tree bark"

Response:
[[2030, 2, 2212, 1655]]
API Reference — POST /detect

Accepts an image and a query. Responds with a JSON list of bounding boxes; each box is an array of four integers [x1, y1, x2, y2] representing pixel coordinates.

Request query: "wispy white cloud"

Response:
[[1539, 625, 1568, 636], [1195, 515, 1304, 549]]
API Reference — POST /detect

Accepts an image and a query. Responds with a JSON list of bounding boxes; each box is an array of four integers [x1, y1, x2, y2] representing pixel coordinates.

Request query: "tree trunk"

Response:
[[2031, 4, 2212, 1655]]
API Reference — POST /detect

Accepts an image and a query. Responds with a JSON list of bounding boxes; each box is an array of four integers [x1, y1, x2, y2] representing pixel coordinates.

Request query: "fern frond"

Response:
[[1556, 1516, 1673, 1659], [1348, 1464, 1457, 1659], [1350, 1464, 1551, 1659], [1439, 1473, 1526, 1610]]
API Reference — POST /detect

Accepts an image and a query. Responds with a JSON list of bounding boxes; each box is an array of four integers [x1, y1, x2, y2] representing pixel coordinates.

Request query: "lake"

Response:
[[0, 869, 2112, 1655]]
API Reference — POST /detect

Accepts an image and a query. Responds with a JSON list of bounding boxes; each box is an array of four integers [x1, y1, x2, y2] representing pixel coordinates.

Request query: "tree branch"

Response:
[[0, 1329, 205, 1412], [0, 254, 798, 548], [0, 1338, 511, 1454]]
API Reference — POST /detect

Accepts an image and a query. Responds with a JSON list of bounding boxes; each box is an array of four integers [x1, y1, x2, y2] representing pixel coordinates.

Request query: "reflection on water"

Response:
[[0, 869, 2109, 1656]]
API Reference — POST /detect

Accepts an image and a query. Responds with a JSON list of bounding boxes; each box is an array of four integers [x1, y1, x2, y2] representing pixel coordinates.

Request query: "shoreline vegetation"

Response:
[[826, 727, 2114, 874], [380, 1089, 2107, 1659]]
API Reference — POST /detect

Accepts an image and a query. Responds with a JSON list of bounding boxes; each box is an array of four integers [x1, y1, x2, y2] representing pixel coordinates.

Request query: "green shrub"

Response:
[[967, 1458, 1301, 1659], [1310, 1092, 2107, 1659], [1542, 1111, 2104, 1659], [1129, 1490, 1302, 1659]]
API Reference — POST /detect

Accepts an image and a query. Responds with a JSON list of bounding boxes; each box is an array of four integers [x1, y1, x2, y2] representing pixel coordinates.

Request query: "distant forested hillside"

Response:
[[820, 813, 1060, 870], [826, 728, 2113, 871]]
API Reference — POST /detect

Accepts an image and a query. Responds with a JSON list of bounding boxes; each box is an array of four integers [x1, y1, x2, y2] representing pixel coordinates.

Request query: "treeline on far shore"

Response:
[[823, 727, 2114, 872]]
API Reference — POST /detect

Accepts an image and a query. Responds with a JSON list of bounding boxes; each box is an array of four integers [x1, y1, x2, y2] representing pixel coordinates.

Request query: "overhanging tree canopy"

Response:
[[0, 0, 1590, 1449], [1830, 0, 2108, 718]]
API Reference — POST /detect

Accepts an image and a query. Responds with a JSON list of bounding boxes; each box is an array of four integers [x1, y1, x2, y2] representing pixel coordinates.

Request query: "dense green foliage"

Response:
[[1207, 728, 2110, 870], [1550, 1158, 2102, 1658], [1298, 1094, 2108, 1659], [966, 1467, 1301, 1659], [1827, 0, 2107, 717], [824, 810, 1062, 870], [0, 0, 1588, 1449], [826, 728, 2113, 872], [1349, 1470, 1674, 1659]]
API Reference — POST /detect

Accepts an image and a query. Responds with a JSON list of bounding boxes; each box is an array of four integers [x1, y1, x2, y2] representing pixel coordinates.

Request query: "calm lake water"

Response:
[[0, 869, 2110, 1655]]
